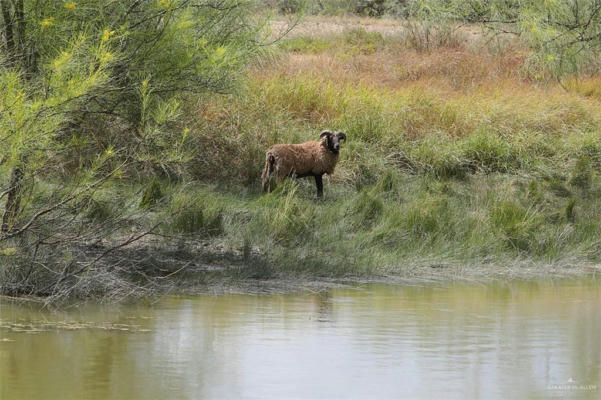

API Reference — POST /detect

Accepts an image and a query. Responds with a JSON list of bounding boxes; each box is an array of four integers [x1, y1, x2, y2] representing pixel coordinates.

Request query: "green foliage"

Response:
[[259, 182, 316, 244], [569, 156, 593, 192], [1, 0, 265, 180], [400, 21, 466, 52], [403, 196, 448, 237], [565, 198, 576, 223], [461, 129, 520, 173], [85, 198, 112, 222], [349, 189, 384, 227], [422, 0, 601, 78], [343, 28, 384, 53], [278, 37, 331, 53], [490, 200, 540, 251], [263, 0, 417, 17], [140, 179, 164, 209], [278, 0, 309, 14], [168, 189, 224, 236], [0, 0, 264, 266]]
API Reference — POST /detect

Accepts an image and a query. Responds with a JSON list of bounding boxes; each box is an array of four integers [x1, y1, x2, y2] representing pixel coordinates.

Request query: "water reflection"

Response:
[[1, 278, 600, 399]]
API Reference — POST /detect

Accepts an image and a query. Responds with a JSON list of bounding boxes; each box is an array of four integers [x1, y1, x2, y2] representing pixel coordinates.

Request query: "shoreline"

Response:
[[3, 249, 600, 305]]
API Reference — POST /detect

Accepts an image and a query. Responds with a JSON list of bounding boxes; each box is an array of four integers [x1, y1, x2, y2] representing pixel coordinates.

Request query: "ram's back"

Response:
[[267, 141, 327, 177]]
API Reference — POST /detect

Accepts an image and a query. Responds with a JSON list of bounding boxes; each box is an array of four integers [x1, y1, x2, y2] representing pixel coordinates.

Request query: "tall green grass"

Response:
[[149, 30, 601, 276]]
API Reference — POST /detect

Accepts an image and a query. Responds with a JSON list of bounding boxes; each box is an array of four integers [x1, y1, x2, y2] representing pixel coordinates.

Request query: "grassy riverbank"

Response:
[[3, 17, 601, 301], [181, 23, 601, 271]]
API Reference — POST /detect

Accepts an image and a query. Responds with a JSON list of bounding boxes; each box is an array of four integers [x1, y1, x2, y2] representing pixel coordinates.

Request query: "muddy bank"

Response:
[[3, 237, 600, 305]]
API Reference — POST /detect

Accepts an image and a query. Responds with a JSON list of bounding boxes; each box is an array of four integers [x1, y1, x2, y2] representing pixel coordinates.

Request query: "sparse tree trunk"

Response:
[[1, 0, 16, 65], [14, 0, 26, 68], [1, 0, 30, 70], [1, 166, 24, 233]]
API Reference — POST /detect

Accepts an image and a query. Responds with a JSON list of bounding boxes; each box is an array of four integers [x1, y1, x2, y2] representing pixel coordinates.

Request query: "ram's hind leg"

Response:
[[261, 163, 271, 192], [314, 175, 323, 198], [262, 154, 276, 193]]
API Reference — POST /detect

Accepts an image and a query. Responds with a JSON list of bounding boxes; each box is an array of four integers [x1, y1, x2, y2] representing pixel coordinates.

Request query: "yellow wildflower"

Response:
[[99, 51, 114, 64], [1, 248, 17, 256], [546, 54, 554, 61], [102, 29, 116, 42], [158, 0, 171, 9], [215, 46, 226, 57], [114, 168, 124, 179], [41, 17, 54, 27], [64, 2, 76, 10]]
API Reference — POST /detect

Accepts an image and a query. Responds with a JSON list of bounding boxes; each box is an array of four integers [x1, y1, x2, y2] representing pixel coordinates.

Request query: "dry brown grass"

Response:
[[255, 47, 527, 91], [272, 15, 408, 38]]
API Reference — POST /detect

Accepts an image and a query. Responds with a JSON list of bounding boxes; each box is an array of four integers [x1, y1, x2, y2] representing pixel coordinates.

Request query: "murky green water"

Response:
[[1, 278, 600, 399]]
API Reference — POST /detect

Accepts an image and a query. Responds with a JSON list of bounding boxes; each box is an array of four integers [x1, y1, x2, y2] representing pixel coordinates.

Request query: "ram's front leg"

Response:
[[314, 174, 323, 198]]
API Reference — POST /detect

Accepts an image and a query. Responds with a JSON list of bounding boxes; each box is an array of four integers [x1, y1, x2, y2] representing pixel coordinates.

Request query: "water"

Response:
[[1, 278, 600, 399]]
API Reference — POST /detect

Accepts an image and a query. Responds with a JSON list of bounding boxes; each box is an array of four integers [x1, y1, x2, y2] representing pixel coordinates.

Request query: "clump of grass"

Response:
[[400, 21, 466, 52], [85, 198, 112, 221], [259, 182, 316, 244], [403, 195, 451, 238], [372, 170, 403, 198], [140, 179, 164, 209], [410, 136, 468, 179], [278, 36, 331, 54], [569, 156, 593, 192], [349, 188, 384, 227], [461, 129, 521, 173], [490, 200, 540, 251], [526, 180, 544, 204], [565, 198, 577, 223], [167, 189, 224, 236], [545, 175, 572, 198], [342, 27, 384, 53]]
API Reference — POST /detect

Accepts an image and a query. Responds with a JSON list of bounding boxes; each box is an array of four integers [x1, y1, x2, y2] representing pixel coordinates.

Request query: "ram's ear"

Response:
[[338, 132, 347, 141], [320, 130, 332, 139]]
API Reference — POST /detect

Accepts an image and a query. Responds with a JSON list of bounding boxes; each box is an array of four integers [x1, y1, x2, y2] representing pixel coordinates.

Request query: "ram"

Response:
[[261, 130, 347, 198]]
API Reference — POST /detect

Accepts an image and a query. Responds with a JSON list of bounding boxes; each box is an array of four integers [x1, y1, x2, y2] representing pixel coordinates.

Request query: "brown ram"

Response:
[[261, 130, 347, 198]]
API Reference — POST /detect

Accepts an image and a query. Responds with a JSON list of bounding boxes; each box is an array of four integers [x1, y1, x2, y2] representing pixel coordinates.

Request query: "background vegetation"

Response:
[[2, 0, 601, 302]]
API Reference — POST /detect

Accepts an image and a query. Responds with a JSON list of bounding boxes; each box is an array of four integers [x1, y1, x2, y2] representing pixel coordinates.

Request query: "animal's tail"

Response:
[[261, 153, 276, 192], [268, 154, 275, 174]]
